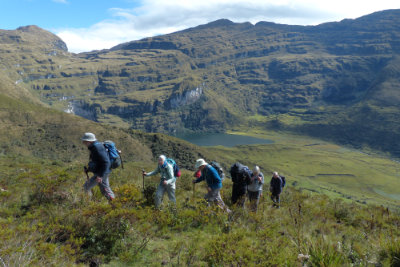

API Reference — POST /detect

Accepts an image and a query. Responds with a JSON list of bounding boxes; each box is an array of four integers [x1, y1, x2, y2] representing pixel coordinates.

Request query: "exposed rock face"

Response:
[[168, 86, 203, 109], [66, 100, 99, 121], [2, 10, 400, 156]]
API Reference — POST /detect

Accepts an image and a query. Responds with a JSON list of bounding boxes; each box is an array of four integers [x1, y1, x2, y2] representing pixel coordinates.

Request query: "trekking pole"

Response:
[[142, 169, 145, 191], [84, 166, 89, 180], [118, 150, 124, 169]]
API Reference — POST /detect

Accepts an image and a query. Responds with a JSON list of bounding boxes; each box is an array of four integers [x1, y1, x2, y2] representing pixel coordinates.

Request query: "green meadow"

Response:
[[209, 130, 400, 209]]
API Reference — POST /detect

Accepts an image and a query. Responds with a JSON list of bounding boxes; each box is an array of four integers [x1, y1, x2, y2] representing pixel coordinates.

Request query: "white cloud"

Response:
[[55, 0, 400, 53]]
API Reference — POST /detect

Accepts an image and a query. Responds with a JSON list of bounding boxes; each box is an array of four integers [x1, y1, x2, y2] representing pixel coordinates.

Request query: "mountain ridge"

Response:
[[1, 9, 400, 156]]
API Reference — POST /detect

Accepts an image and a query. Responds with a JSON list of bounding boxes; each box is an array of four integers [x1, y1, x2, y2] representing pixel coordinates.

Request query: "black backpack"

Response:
[[209, 161, 225, 181], [229, 162, 251, 185]]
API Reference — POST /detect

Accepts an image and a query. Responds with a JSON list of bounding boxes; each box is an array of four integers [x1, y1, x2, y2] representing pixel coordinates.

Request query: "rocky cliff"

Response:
[[1, 10, 400, 155]]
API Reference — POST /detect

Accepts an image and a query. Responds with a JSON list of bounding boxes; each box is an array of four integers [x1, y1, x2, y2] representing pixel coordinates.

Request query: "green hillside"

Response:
[[1, 152, 400, 266], [1, 10, 400, 157], [1, 10, 400, 266], [0, 82, 400, 265]]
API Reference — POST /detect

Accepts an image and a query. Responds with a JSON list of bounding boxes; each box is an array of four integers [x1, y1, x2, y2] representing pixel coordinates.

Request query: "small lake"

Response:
[[174, 133, 274, 147]]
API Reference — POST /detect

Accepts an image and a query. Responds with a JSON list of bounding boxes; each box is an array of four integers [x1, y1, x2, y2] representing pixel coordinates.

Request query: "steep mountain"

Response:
[[2, 19, 400, 267], [1, 10, 400, 156]]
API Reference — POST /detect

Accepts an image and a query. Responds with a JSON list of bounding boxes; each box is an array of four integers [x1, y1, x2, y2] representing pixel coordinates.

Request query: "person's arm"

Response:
[[259, 173, 264, 184], [145, 165, 160, 177], [193, 170, 206, 183]]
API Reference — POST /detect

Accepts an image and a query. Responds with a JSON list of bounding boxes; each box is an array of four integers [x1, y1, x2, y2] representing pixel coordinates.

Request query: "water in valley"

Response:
[[174, 132, 274, 147]]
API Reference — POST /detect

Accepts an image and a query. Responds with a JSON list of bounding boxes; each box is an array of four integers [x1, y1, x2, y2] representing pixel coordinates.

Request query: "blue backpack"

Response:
[[166, 158, 181, 178], [281, 176, 286, 188], [103, 140, 122, 169]]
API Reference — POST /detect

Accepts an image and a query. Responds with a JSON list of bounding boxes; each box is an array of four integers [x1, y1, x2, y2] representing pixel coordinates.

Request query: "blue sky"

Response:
[[1, 0, 399, 53]]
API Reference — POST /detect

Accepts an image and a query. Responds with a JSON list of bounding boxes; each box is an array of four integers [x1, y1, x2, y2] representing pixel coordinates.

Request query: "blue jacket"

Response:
[[88, 141, 111, 177], [194, 165, 222, 189]]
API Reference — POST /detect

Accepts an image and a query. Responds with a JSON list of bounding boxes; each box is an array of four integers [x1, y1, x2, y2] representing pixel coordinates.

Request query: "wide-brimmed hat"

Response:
[[81, 132, 97, 142], [195, 158, 207, 169]]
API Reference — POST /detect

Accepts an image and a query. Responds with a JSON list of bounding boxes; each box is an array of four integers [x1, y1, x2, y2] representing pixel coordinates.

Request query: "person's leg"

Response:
[[98, 173, 115, 201], [231, 185, 239, 205], [237, 186, 247, 208], [271, 194, 277, 206], [276, 194, 280, 208], [83, 175, 98, 197], [232, 185, 246, 207], [238, 193, 246, 208], [154, 183, 166, 209], [166, 184, 176, 205], [253, 191, 261, 211], [204, 190, 213, 205], [209, 188, 230, 212], [248, 191, 259, 212]]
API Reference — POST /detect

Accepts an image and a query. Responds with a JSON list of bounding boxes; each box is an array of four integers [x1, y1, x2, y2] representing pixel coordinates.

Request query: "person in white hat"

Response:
[[193, 159, 229, 212], [247, 166, 264, 212], [81, 132, 115, 201], [143, 155, 176, 209]]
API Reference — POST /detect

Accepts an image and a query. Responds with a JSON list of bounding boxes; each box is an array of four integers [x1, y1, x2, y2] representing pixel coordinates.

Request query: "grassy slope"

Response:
[[1, 155, 400, 266], [0, 87, 400, 266], [209, 129, 400, 209]]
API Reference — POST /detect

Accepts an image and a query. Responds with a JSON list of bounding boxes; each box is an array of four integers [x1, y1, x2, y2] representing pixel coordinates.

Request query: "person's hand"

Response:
[[96, 176, 103, 183], [142, 171, 147, 176], [257, 176, 262, 182], [163, 180, 168, 185], [207, 187, 212, 192]]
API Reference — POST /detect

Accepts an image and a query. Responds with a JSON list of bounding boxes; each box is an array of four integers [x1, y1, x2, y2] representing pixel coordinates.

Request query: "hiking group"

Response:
[[81, 132, 286, 211]]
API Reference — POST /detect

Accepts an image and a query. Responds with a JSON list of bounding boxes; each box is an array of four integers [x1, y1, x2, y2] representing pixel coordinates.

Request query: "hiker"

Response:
[[192, 159, 230, 212], [143, 155, 176, 209], [247, 166, 264, 212], [81, 132, 115, 201], [270, 171, 284, 208], [230, 162, 251, 208]]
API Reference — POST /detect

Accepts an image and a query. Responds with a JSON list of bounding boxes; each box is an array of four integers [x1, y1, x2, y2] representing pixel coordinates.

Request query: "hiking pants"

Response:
[[84, 173, 115, 201], [205, 188, 226, 209], [271, 193, 280, 207], [155, 183, 176, 209], [248, 190, 261, 212], [232, 184, 246, 207]]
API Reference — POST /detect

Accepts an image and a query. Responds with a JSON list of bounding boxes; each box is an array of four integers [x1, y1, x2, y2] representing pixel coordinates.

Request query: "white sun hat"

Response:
[[195, 158, 208, 169], [81, 132, 97, 142]]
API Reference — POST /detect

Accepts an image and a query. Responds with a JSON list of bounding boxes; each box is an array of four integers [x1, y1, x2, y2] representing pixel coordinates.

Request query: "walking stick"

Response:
[[118, 150, 124, 169], [84, 166, 89, 180], [142, 169, 145, 191]]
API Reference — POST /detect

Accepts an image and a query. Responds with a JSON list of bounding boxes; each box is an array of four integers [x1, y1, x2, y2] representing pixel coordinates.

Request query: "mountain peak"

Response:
[[17, 25, 43, 33], [1, 25, 68, 52]]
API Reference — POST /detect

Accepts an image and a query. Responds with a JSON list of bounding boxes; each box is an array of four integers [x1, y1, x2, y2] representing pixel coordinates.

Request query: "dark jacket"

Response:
[[194, 165, 222, 189], [88, 141, 111, 177], [230, 163, 251, 188], [270, 176, 283, 195]]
